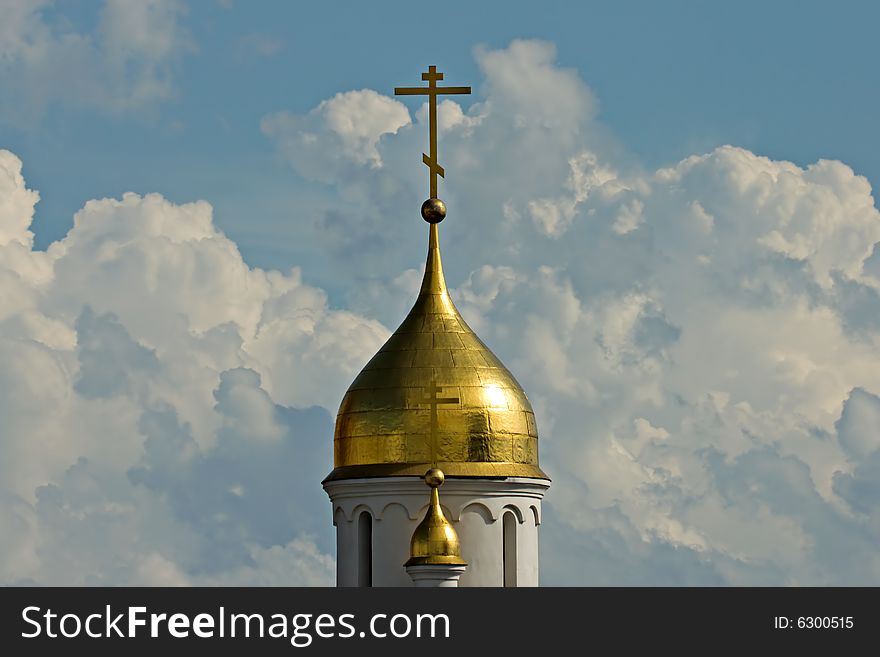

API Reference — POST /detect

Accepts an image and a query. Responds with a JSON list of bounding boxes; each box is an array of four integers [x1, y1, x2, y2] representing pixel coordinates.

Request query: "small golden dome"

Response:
[[405, 469, 466, 566], [325, 220, 547, 481]]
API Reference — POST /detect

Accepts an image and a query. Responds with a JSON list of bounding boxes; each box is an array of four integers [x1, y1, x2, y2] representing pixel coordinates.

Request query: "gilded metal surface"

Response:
[[405, 469, 467, 566], [395, 65, 470, 200], [420, 198, 446, 223], [326, 65, 545, 482], [327, 221, 548, 481]]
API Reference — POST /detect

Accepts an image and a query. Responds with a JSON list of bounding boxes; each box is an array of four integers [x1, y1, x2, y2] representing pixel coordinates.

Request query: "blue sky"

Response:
[[7, 1, 880, 283], [2, 0, 880, 585]]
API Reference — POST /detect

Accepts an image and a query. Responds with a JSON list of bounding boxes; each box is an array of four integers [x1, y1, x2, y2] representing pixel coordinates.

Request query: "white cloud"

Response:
[[833, 389, 880, 529], [612, 198, 644, 235], [261, 89, 411, 183], [0, 149, 387, 584], [0, 150, 39, 247], [835, 387, 880, 460], [528, 151, 622, 237], [3, 37, 880, 586], [0, 0, 192, 120], [413, 98, 484, 134], [261, 40, 880, 585], [475, 39, 597, 131]]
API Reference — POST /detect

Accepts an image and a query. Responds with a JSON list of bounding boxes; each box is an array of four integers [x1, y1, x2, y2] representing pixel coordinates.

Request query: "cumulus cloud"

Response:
[[261, 89, 411, 182], [262, 39, 880, 585], [0, 0, 192, 120], [2, 37, 880, 586], [0, 150, 39, 247], [471, 143, 880, 584], [0, 149, 386, 584], [475, 39, 597, 131]]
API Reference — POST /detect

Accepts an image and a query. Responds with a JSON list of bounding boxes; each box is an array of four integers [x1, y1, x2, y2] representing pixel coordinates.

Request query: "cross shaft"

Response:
[[395, 65, 471, 199]]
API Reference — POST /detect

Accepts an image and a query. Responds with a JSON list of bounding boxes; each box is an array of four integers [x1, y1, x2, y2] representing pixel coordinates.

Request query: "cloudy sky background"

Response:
[[2, 0, 880, 585]]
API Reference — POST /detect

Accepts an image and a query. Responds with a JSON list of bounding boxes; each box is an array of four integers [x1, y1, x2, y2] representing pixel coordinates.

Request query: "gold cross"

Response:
[[421, 380, 460, 465], [395, 65, 471, 199]]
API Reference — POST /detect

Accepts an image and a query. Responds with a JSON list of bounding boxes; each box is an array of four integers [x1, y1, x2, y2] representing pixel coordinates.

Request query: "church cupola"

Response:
[[322, 65, 550, 587]]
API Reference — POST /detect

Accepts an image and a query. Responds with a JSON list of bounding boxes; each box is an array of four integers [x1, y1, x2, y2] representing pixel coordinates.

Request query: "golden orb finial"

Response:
[[421, 198, 446, 223], [424, 467, 445, 487], [405, 469, 466, 567]]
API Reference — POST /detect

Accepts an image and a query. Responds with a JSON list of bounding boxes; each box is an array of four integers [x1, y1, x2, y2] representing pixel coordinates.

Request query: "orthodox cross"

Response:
[[395, 66, 471, 199], [421, 380, 459, 465]]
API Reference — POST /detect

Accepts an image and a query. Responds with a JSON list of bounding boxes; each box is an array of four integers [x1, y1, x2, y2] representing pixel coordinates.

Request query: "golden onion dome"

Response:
[[405, 469, 466, 566], [325, 220, 547, 481]]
